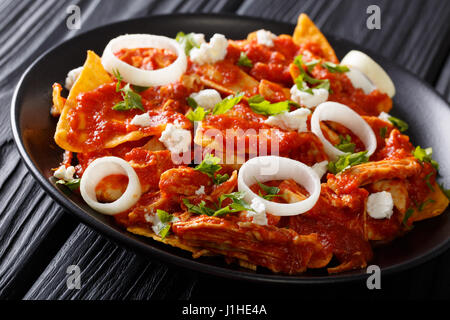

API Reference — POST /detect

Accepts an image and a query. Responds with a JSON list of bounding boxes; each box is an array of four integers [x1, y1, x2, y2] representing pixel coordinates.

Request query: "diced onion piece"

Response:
[[341, 50, 395, 97], [238, 156, 321, 216], [345, 67, 376, 95], [80, 156, 141, 215], [311, 102, 377, 161], [101, 34, 187, 87]]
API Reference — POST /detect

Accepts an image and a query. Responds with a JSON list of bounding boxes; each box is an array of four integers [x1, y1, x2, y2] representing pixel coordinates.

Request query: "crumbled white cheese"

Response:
[[190, 89, 222, 110], [192, 33, 206, 46], [264, 108, 311, 132], [65, 66, 83, 90], [195, 185, 206, 195], [345, 67, 376, 94], [312, 160, 329, 179], [378, 111, 391, 122], [190, 33, 228, 65], [54, 165, 75, 181], [130, 113, 152, 127], [247, 198, 268, 226], [290, 83, 329, 109], [256, 29, 277, 47], [145, 212, 165, 234], [159, 124, 191, 154], [367, 191, 394, 219]]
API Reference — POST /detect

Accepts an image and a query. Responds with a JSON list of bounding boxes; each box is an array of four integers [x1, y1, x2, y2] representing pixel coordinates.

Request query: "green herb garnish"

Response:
[[402, 208, 414, 227], [175, 31, 201, 55], [256, 180, 281, 200], [214, 173, 230, 185], [328, 151, 369, 174], [305, 59, 320, 71], [293, 55, 331, 93], [248, 94, 298, 116], [380, 127, 387, 139], [413, 146, 439, 171], [212, 92, 244, 115], [183, 191, 252, 217], [194, 154, 228, 185], [182, 199, 215, 216], [186, 107, 209, 122], [56, 178, 80, 191], [425, 172, 435, 192], [186, 96, 198, 109], [112, 69, 145, 111], [155, 209, 178, 239], [388, 116, 408, 132], [237, 52, 253, 67], [335, 134, 356, 153], [322, 61, 350, 73], [418, 199, 436, 211], [131, 85, 149, 93]]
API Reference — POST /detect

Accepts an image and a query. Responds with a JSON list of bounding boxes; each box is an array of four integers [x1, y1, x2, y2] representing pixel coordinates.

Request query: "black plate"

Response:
[[10, 14, 450, 284]]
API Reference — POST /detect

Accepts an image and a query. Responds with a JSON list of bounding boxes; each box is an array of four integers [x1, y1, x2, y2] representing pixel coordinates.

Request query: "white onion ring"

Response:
[[101, 34, 187, 87], [341, 50, 395, 97], [311, 102, 377, 161], [345, 67, 376, 95], [80, 156, 141, 215], [238, 156, 321, 216]]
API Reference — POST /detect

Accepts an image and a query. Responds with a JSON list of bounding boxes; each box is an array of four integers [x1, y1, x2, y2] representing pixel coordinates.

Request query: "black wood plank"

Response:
[[24, 225, 198, 300], [0, 140, 79, 299]]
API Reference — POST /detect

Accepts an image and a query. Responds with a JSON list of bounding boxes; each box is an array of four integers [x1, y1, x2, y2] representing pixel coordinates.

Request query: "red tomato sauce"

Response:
[[115, 48, 177, 70]]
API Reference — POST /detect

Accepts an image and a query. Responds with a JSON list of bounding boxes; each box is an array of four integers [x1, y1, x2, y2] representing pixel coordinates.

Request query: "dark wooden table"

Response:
[[1, 0, 450, 300]]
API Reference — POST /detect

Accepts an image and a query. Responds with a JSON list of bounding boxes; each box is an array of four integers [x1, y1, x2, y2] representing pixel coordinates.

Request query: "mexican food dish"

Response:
[[50, 13, 449, 275]]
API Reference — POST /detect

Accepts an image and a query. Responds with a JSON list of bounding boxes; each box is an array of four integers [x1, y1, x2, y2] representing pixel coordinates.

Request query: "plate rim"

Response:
[[9, 12, 450, 285]]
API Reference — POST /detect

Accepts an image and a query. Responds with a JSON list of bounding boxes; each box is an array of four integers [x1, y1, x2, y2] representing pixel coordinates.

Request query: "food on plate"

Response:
[[49, 13, 449, 275]]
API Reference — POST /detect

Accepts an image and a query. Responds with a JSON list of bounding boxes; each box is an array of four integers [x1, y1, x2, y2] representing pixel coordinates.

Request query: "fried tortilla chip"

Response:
[[55, 50, 112, 152], [196, 61, 259, 98], [293, 13, 338, 63], [127, 226, 212, 256], [411, 182, 449, 222], [51, 83, 66, 117]]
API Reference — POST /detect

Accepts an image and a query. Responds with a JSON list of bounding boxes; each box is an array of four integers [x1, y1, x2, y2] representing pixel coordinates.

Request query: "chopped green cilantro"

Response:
[[186, 107, 209, 122], [155, 209, 178, 239], [328, 151, 369, 174], [214, 173, 230, 185], [194, 154, 228, 185], [183, 191, 252, 217], [402, 208, 414, 227], [212, 92, 244, 115], [388, 116, 408, 132], [322, 61, 350, 73], [293, 55, 331, 93], [182, 199, 215, 216], [335, 134, 356, 153], [256, 180, 281, 200], [131, 85, 149, 93], [56, 178, 80, 191], [305, 59, 320, 71], [175, 31, 201, 55], [380, 127, 387, 139], [413, 146, 439, 171], [248, 95, 298, 116], [418, 199, 436, 211], [112, 69, 144, 111], [186, 96, 198, 109], [237, 52, 253, 67], [425, 172, 435, 192]]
